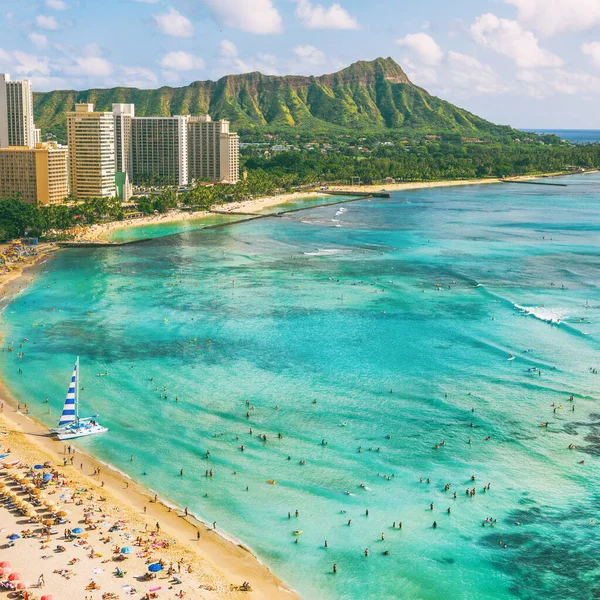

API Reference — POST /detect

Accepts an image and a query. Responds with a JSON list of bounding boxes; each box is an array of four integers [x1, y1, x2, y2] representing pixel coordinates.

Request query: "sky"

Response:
[[2, 0, 600, 128]]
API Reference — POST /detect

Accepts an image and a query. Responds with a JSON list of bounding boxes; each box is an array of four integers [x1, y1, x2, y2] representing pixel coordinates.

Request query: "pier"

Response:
[[323, 190, 391, 198], [56, 192, 384, 248], [501, 179, 567, 187]]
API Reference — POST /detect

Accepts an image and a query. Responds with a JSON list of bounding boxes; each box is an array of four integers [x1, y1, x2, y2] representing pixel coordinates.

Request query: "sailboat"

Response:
[[51, 357, 108, 440]]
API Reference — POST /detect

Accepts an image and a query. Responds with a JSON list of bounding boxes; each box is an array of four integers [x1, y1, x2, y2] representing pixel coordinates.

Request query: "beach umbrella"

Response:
[[42, 474, 53, 482], [33, 465, 43, 470], [72, 527, 83, 534], [57, 510, 68, 517], [148, 563, 163, 573], [8, 572, 20, 581], [16, 582, 27, 590], [0, 567, 11, 576], [31, 488, 41, 495], [0, 561, 11, 568], [8, 534, 20, 540], [41, 596, 53, 600], [120, 546, 133, 554]]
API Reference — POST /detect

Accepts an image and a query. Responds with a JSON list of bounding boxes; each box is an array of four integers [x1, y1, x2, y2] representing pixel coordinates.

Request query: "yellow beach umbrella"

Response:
[[57, 510, 68, 517]]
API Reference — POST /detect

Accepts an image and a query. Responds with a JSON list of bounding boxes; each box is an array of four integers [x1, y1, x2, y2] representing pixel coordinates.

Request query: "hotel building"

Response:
[[0, 142, 69, 205], [67, 103, 116, 200], [0, 73, 37, 148], [187, 115, 239, 184], [130, 115, 188, 187]]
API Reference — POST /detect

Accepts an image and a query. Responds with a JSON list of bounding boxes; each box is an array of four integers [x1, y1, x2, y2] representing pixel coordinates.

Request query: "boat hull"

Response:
[[53, 423, 108, 440]]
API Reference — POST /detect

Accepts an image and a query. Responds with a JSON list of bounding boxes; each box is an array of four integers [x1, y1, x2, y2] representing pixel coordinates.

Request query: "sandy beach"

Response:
[[0, 401, 296, 600]]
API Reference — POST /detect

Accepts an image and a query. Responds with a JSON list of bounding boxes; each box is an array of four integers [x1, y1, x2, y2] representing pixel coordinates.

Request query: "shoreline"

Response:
[[80, 171, 589, 244], [0, 169, 589, 597], [0, 388, 297, 599]]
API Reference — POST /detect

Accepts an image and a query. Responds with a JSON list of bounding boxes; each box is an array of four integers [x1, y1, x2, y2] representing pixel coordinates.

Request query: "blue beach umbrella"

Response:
[[34, 465, 44, 470], [148, 563, 163, 573], [42, 473, 53, 482], [71, 527, 83, 534], [121, 546, 133, 554], [8, 534, 20, 540]]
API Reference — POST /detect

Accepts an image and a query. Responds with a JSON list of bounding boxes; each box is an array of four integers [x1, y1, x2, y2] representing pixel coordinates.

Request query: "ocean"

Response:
[[526, 129, 600, 144], [2, 175, 600, 599]]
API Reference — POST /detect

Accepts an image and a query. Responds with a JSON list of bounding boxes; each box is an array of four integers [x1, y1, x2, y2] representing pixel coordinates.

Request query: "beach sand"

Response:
[[0, 402, 296, 600]]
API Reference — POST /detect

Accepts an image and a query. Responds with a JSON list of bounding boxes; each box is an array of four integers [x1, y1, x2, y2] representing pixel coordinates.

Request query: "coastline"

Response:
[[0, 170, 585, 598], [84, 191, 329, 243], [0, 385, 297, 599]]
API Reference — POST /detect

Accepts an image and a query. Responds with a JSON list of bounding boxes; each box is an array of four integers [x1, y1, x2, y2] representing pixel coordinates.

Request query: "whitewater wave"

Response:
[[335, 207, 348, 217], [303, 248, 352, 257], [514, 304, 566, 324]]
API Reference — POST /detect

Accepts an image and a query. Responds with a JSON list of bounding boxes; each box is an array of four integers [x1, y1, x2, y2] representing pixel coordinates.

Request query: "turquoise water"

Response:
[[3, 175, 600, 599], [108, 195, 358, 243], [526, 129, 600, 144]]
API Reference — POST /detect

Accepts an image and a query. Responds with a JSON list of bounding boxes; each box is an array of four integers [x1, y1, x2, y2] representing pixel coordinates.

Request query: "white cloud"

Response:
[[506, 0, 600, 37], [160, 51, 205, 71], [293, 45, 326, 65], [119, 66, 158, 87], [203, 0, 283, 34], [582, 42, 600, 67], [0, 49, 51, 75], [36, 14, 59, 30], [400, 58, 438, 86], [396, 33, 443, 66], [516, 67, 600, 98], [154, 7, 193, 37], [446, 51, 509, 95], [295, 0, 359, 30], [64, 44, 112, 77], [46, 0, 67, 10], [67, 56, 113, 77], [28, 32, 48, 49], [219, 40, 239, 59], [471, 14, 563, 68], [28, 75, 68, 91]]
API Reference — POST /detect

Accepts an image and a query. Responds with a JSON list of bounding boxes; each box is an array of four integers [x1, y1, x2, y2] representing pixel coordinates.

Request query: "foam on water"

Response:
[[3, 175, 600, 599]]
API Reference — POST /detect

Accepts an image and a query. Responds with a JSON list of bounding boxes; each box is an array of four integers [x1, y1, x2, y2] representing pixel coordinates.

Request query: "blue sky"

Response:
[[2, 0, 600, 128]]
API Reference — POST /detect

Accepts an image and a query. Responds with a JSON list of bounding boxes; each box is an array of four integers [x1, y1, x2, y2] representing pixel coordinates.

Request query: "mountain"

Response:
[[33, 57, 514, 141]]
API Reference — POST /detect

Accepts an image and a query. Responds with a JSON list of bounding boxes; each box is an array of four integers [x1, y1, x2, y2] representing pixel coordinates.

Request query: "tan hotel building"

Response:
[[67, 103, 115, 200], [0, 142, 69, 205]]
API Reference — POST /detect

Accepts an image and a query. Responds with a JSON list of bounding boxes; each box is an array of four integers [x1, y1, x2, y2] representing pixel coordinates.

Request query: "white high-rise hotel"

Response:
[[113, 105, 240, 187], [0, 73, 39, 148]]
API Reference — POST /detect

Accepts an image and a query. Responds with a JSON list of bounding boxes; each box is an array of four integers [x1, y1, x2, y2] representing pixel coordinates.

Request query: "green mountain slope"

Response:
[[33, 57, 514, 141]]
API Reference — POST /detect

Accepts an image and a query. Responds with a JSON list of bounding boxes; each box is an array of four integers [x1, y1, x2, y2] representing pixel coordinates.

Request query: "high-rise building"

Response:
[[67, 103, 115, 200], [130, 116, 188, 187], [0, 73, 37, 148], [187, 115, 239, 183], [113, 103, 134, 175], [220, 129, 240, 184], [0, 142, 69, 205]]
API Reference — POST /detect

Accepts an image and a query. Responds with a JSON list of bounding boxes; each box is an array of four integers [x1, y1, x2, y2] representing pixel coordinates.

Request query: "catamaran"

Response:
[[51, 357, 108, 440]]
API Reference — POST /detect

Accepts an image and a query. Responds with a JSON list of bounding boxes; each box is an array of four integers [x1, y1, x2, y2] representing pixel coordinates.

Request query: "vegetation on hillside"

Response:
[[34, 58, 519, 144]]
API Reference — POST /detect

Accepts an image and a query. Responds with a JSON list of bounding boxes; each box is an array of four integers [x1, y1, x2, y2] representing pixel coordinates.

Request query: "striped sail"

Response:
[[58, 361, 78, 426]]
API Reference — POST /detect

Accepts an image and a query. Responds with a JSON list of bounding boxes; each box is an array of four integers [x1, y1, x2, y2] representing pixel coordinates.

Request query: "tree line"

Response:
[[0, 139, 598, 241]]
